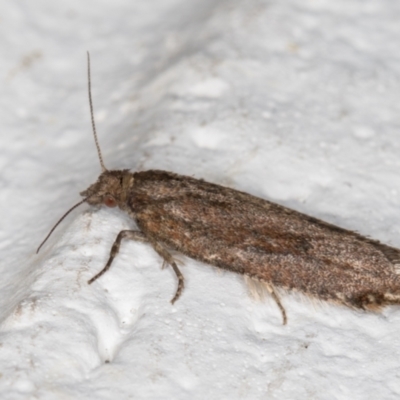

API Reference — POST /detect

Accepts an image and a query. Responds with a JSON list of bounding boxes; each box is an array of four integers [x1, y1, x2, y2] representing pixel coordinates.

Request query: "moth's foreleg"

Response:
[[88, 230, 148, 284], [150, 241, 185, 305]]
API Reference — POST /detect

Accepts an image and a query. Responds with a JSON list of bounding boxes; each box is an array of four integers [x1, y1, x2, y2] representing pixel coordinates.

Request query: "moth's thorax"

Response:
[[80, 169, 134, 209]]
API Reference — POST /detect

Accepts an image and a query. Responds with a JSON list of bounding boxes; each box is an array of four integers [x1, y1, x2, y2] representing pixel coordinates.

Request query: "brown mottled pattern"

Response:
[[128, 170, 400, 310]]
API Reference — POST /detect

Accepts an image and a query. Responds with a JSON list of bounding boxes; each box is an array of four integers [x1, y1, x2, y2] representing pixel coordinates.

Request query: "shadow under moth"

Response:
[[38, 54, 400, 325]]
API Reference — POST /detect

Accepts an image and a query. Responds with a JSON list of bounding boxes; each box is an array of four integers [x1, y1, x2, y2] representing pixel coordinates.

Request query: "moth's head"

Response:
[[80, 169, 134, 208], [37, 54, 134, 254]]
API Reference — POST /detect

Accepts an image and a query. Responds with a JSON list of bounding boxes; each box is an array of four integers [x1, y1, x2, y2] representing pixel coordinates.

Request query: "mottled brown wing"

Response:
[[131, 170, 400, 307]]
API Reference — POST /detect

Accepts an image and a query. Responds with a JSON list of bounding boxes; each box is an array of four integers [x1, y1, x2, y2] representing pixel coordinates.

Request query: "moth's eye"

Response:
[[104, 196, 117, 208]]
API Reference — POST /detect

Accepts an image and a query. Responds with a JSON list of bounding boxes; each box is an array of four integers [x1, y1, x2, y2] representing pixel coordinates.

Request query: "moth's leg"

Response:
[[264, 282, 287, 325], [88, 230, 148, 284], [150, 241, 184, 305], [87, 230, 184, 304]]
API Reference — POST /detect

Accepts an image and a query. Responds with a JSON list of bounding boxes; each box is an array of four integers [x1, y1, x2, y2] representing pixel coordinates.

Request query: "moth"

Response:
[[38, 54, 400, 325]]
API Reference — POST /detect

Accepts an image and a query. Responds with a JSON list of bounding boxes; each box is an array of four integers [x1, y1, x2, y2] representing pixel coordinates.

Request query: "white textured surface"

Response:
[[1, 0, 400, 399]]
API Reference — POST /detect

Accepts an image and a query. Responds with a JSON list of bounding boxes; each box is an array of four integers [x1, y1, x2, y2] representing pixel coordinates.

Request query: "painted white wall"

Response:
[[1, 1, 400, 398]]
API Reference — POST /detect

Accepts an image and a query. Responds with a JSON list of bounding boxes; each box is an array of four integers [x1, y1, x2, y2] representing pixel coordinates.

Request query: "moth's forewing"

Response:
[[130, 170, 400, 309]]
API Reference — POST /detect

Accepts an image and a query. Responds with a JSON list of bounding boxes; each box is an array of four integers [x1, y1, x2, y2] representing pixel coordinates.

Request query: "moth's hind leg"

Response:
[[246, 276, 287, 325], [88, 230, 149, 284], [265, 282, 287, 325], [150, 241, 184, 304]]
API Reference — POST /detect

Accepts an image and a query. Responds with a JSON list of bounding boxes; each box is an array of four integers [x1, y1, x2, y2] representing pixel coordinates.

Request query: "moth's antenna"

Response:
[[36, 198, 88, 254], [87, 51, 107, 172]]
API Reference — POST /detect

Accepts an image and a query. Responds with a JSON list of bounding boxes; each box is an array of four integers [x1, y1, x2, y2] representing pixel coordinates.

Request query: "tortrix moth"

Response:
[[38, 53, 400, 325]]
